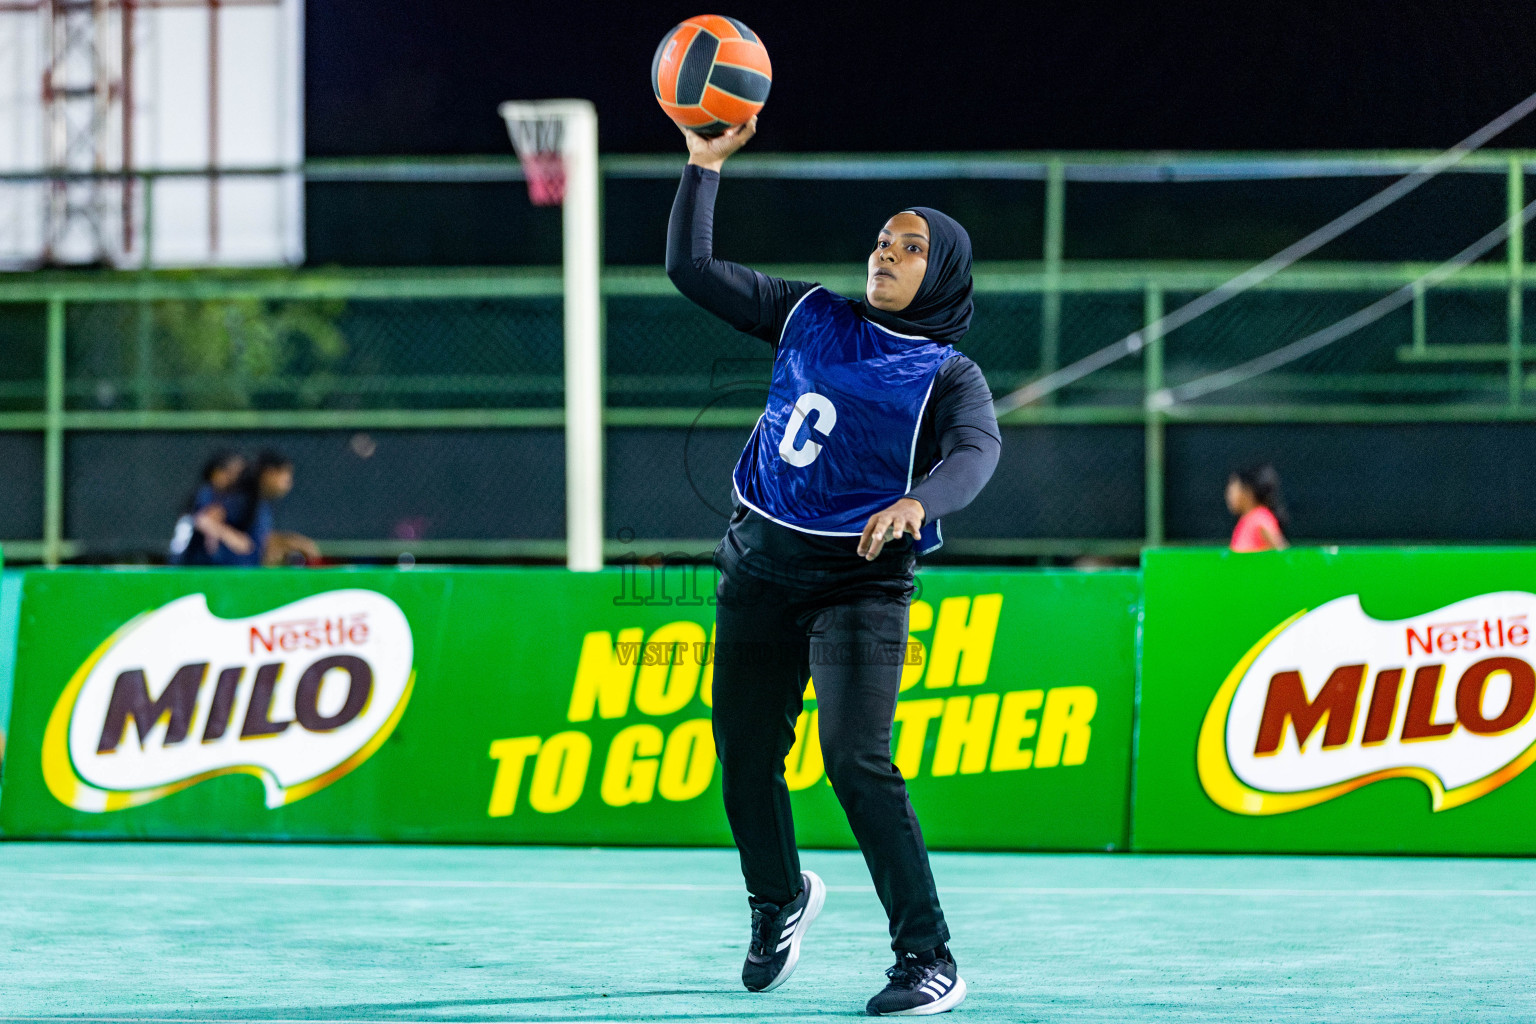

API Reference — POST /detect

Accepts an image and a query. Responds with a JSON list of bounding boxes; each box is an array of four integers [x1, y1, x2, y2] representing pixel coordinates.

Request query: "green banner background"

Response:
[[0, 557, 14, 772], [0, 567, 1137, 851], [1135, 547, 1536, 854]]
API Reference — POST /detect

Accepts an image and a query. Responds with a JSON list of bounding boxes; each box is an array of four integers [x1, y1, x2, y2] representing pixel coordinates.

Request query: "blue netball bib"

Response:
[[732, 287, 957, 554]]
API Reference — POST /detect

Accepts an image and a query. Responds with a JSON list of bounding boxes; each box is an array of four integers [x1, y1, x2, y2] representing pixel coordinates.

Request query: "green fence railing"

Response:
[[4, 150, 1536, 564]]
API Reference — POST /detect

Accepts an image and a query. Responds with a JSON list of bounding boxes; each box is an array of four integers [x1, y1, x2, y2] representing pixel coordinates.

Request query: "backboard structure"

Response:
[[500, 99, 603, 572]]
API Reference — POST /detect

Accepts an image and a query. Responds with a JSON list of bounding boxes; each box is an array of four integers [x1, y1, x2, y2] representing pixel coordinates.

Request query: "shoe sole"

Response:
[[876, 975, 967, 1016], [758, 869, 825, 993]]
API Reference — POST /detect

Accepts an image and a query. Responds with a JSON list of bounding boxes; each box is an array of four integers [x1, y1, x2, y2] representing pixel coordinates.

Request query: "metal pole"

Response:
[[560, 102, 604, 571], [44, 297, 65, 567], [1143, 282, 1165, 547], [207, 0, 221, 257], [1509, 156, 1524, 406], [136, 173, 154, 409], [1040, 158, 1065, 396], [1411, 279, 1427, 352], [121, 0, 135, 253], [142, 171, 154, 268]]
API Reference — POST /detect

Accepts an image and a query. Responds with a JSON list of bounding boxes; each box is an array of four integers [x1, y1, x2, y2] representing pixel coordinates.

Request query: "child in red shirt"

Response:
[[1226, 464, 1288, 552]]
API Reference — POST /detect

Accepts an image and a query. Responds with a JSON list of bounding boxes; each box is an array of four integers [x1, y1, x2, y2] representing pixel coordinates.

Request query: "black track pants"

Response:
[[710, 566, 950, 953]]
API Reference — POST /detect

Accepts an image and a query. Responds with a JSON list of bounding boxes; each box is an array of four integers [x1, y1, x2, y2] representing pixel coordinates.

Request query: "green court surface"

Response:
[[3, 843, 1536, 1023]]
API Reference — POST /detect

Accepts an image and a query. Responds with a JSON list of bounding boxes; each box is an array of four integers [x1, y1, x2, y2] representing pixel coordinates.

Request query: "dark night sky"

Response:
[[306, 2, 1536, 157]]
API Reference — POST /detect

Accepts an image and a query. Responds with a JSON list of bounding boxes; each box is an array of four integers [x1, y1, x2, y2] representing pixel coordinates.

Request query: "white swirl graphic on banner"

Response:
[[1199, 592, 1536, 814], [44, 590, 414, 812]]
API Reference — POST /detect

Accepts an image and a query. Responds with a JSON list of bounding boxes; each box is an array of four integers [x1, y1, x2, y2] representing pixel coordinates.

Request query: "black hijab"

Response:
[[860, 206, 975, 344]]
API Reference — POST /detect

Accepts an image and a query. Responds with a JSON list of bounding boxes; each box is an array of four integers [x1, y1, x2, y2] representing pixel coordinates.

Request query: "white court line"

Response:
[[3, 871, 1536, 898], [0, 1020, 753, 1024], [0, 871, 739, 892], [0, 1020, 733, 1024], [930, 885, 1536, 897], [0, 1019, 636, 1024]]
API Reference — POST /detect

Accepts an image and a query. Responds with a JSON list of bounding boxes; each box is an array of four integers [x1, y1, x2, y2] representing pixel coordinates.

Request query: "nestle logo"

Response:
[[50, 590, 414, 813], [1200, 592, 1536, 818], [249, 615, 370, 655], [1406, 616, 1529, 657]]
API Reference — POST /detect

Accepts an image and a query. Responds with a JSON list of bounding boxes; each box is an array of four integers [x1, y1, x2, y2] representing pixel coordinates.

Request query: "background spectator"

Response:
[[169, 451, 251, 565], [213, 451, 320, 566], [1227, 464, 1289, 552]]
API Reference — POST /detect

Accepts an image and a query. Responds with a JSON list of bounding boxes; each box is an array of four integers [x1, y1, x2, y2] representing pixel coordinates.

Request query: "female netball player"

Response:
[[666, 117, 1001, 1017]]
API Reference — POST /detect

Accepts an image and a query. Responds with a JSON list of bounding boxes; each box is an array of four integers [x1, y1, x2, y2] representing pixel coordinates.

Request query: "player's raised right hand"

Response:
[[684, 115, 757, 173]]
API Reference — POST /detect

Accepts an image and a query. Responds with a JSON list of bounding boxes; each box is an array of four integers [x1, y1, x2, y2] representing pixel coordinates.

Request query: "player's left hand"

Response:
[[858, 497, 926, 561], [683, 115, 757, 172]]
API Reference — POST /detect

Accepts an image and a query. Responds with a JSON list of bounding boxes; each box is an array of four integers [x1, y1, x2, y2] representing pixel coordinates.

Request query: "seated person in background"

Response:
[[170, 450, 251, 565], [1226, 463, 1289, 552], [213, 450, 320, 567]]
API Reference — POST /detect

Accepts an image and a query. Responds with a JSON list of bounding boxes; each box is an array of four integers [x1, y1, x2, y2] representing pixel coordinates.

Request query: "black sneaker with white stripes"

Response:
[[741, 869, 825, 993], [865, 947, 967, 1016]]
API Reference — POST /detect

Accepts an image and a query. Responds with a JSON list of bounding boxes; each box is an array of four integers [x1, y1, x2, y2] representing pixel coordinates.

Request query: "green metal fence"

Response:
[[4, 150, 1536, 563]]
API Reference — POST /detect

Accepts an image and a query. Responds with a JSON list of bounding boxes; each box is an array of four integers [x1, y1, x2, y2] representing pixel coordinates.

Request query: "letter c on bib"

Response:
[[778, 392, 838, 467]]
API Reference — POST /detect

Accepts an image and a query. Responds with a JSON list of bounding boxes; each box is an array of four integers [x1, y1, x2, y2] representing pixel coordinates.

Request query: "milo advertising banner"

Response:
[[1135, 548, 1536, 854], [0, 567, 1137, 850]]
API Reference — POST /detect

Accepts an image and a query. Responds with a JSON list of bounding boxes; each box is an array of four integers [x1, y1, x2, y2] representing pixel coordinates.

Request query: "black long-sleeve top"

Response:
[[666, 164, 1001, 585]]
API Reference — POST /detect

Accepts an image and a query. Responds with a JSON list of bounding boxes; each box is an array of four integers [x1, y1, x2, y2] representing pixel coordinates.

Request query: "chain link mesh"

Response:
[[65, 429, 567, 556], [0, 303, 45, 413], [26, 277, 1531, 416], [1153, 286, 1522, 406], [63, 297, 568, 411], [0, 273, 1528, 558]]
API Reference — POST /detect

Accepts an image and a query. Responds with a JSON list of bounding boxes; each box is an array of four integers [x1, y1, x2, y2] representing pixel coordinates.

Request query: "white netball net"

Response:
[[500, 101, 569, 206]]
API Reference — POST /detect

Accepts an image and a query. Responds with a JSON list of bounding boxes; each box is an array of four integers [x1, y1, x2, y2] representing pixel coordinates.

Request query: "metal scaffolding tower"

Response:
[[4, 0, 295, 268], [41, 0, 126, 264]]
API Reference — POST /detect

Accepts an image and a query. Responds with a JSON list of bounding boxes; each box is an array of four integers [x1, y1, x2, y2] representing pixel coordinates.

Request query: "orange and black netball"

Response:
[[652, 15, 772, 137]]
